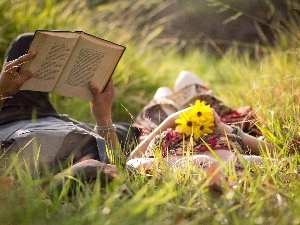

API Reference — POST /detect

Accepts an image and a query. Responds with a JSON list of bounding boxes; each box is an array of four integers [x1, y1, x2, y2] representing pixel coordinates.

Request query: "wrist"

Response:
[[231, 126, 244, 138], [0, 94, 13, 101], [0, 83, 10, 97], [94, 124, 116, 132], [95, 117, 113, 126], [215, 122, 233, 134]]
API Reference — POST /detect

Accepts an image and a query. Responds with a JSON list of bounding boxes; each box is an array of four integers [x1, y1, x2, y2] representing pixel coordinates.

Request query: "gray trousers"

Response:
[[0, 117, 110, 174]]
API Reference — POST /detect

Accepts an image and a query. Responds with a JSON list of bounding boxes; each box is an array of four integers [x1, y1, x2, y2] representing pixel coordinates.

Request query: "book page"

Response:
[[21, 32, 79, 92], [54, 34, 125, 101]]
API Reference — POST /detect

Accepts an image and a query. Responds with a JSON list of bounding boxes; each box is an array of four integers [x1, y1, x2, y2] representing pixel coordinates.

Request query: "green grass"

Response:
[[0, 0, 300, 224]]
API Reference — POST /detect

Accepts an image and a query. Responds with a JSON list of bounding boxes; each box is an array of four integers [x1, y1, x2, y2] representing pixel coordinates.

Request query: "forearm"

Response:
[[0, 94, 12, 111], [240, 133, 275, 157], [88, 79, 122, 154], [127, 132, 153, 159], [94, 117, 122, 155], [128, 116, 174, 159], [215, 122, 275, 157], [96, 129, 121, 154], [0, 93, 9, 111]]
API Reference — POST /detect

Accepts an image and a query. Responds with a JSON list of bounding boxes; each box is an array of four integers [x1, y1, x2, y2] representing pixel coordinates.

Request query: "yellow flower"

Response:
[[192, 119, 214, 139], [189, 100, 214, 124], [175, 100, 214, 139], [175, 111, 194, 135]]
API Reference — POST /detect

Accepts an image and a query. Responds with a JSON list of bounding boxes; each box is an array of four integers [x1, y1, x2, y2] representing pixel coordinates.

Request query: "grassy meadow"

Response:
[[0, 0, 300, 224]]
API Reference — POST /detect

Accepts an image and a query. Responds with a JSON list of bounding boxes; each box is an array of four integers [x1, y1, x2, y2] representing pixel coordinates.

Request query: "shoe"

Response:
[[126, 158, 156, 173], [136, 87, 179, 131], [48, 159, 118, 194], [153, 87, 173, 100], [174, 71, 207, 92]]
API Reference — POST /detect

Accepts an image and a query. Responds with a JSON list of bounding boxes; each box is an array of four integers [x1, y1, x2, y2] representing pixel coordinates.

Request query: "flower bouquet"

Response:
[[175, 100, 214, 139]]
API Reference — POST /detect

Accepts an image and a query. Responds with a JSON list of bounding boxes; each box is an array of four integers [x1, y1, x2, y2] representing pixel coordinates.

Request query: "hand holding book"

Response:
[[20, 30, 126, 101]]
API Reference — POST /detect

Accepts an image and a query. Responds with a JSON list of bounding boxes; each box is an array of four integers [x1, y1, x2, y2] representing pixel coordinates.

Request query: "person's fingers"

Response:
[[105, 78, 114, 91], [89, 81, 97, 93], [20, 70, 36, 82], [3, 61, 10, 69], [88, 81, 100, 100], [13, 51, 37, 65], [101, 78, 114, 96], [212, 108, 220, 126], [5, 51, 37, 72]]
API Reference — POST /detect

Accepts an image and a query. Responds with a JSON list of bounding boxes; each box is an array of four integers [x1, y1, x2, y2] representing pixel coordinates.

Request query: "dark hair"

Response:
[[4, 33, 34, 63]]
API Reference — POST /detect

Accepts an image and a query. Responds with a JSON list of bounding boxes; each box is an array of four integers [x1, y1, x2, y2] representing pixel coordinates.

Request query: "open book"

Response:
[[20, 30, 126, 101]]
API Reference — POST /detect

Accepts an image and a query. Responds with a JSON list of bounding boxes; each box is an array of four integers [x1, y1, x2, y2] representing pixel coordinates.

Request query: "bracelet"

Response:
[[0, 95, 13, 101], [94, 124, 117, 132], [231, 126, 244, 138]]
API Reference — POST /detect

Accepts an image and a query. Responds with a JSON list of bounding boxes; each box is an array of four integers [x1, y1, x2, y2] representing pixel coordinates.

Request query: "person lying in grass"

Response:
[[0, 33, 135, 178], [127, 72, 275, 174]]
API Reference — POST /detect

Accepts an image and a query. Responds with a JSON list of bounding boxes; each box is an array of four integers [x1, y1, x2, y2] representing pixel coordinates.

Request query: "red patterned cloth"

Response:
[[145, 129, 249, 158]]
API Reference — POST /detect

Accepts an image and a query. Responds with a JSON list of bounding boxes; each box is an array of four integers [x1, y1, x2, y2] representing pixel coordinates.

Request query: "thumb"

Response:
[[88, 81, 100, 98], [212, 109, 220, 126]]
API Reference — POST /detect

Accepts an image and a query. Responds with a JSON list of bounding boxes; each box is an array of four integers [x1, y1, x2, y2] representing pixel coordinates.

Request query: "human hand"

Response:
[[0, 51, 37, 99], [161, 107, 192, 130], [89, 78, 115, 125], [212, 108, 221, 127], [211, 109, 233, 134]]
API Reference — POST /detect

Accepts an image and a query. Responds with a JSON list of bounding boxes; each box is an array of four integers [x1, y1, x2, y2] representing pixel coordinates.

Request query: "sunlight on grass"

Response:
[[0, 0, 299, 224]]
